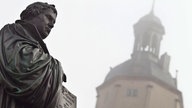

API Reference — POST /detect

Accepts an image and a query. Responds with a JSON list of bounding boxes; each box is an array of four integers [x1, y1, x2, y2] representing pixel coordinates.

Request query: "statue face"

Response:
[[29, 9, 57, 39]]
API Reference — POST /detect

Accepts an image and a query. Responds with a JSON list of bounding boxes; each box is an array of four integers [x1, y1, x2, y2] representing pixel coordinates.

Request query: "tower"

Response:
[[95, 3, 184, 108]]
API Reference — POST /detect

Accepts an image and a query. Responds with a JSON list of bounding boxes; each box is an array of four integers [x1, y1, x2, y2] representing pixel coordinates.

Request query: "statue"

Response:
[[0, 2, 74, 108]]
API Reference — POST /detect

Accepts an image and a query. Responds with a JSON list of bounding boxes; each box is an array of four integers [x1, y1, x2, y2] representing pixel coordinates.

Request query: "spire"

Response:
[[150, 0, 155, 14]]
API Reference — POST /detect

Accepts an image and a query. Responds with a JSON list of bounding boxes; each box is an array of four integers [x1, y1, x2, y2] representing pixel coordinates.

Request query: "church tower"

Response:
[[95, 3, 184, 108]]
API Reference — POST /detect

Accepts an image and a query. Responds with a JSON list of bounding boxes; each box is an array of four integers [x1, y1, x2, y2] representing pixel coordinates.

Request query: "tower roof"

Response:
[[104, 7, 174, 88], [104, 54, 176, 88], [103, 1, 175, 89], [139, 0, 162, 25], [139, 12, 162, 25]]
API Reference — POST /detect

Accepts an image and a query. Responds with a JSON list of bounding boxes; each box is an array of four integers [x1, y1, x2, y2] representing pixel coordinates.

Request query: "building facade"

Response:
[[95, 10, 184, 108]]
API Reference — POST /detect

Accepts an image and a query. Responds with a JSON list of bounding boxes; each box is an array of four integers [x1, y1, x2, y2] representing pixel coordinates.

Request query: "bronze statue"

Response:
[[0, 2, 67, 108]]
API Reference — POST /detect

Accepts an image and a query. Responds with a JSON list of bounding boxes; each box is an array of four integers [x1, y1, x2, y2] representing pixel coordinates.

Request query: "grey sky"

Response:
[[0, 0, 191, 108]]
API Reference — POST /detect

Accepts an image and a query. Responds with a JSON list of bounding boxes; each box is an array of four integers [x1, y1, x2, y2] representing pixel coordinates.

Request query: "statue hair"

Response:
[[20, 2, 57, 20]]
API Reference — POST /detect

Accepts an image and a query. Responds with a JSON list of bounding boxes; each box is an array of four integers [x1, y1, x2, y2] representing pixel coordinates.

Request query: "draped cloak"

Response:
[[0, 20, 66, 108]]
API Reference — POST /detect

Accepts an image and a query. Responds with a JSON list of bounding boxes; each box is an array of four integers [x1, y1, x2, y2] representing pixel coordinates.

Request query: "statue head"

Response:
[[20, 2, 57, 39], [20, 2, 57, 20]]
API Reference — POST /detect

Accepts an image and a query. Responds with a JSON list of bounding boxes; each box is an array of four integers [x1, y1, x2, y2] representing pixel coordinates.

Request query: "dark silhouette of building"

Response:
[[95, 7, 184, 108]]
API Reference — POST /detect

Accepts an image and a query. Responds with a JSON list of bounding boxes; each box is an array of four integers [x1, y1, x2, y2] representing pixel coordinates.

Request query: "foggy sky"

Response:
[[0, 0, 191, 108]]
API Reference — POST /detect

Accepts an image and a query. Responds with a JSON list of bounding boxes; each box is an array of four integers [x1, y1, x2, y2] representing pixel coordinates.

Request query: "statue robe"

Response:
[[0, 20, 66, 108]]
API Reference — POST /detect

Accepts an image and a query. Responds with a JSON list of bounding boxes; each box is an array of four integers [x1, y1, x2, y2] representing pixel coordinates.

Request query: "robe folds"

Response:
[[0, 20, 66, 108]]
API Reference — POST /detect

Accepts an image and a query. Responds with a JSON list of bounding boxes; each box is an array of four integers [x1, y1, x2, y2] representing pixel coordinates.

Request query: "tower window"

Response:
[[126, 89, 138, 97]]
